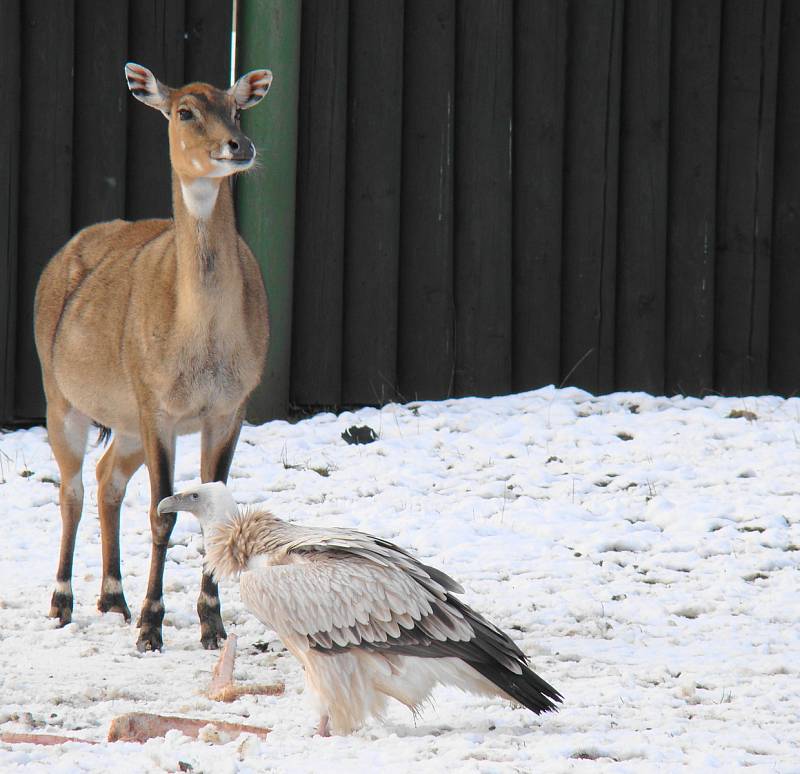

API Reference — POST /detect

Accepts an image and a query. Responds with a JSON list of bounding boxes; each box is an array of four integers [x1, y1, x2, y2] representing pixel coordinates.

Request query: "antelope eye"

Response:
[[191, 493, 199, 500], [178, 108, 193, 121]]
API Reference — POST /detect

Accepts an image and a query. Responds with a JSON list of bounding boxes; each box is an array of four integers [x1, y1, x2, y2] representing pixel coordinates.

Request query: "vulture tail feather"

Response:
[[467, 658, 563, 715]]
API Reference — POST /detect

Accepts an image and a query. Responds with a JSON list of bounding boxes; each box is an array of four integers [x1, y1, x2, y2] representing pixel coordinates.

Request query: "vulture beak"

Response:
[[157, 493, 183, 515]]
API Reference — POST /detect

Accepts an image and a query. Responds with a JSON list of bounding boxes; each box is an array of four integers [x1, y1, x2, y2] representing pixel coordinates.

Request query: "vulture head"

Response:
[[157, 482, 239, 533]]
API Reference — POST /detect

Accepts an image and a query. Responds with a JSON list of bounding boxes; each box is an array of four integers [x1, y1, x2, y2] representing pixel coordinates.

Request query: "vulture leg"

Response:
[[316, 715, 330, 737]]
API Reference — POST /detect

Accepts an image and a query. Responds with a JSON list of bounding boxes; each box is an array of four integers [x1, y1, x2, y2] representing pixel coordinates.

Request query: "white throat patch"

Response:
[[180, 178, 220, 220]]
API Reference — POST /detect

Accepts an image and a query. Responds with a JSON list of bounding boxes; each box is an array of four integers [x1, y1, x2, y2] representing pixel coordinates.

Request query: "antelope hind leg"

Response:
[[197, 409, 244, 649], [95, 434, 144, 621], [45, 395, 89, 626]]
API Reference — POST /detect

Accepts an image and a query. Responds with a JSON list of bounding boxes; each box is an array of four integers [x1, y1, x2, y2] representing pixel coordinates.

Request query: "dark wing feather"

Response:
[[311, 588, 563, 714]]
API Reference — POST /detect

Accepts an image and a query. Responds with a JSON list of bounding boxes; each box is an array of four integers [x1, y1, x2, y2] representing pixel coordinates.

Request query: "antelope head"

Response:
[[124, 63, 272, 181]]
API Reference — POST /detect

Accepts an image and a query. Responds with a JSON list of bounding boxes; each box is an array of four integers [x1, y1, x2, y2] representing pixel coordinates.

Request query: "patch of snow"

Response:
[[0, 388, 799, 771]]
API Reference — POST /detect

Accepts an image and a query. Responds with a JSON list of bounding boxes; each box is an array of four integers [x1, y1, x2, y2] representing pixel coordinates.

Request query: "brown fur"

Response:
[[34, 65, 271, 651]]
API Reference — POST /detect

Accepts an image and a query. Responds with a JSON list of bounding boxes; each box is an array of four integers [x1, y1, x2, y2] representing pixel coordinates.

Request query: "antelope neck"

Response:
[[180, 177, 221, 220], [171, 171, 239, 305]]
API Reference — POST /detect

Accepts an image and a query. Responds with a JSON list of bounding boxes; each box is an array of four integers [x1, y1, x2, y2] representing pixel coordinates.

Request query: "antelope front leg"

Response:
[[198, 409, 244, 649], [137, 424, 176, 652]]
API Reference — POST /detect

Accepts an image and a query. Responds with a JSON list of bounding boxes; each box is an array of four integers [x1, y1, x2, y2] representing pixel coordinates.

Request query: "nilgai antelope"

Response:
[[34, 63, 271, 652], [159, 483, 563, 735]]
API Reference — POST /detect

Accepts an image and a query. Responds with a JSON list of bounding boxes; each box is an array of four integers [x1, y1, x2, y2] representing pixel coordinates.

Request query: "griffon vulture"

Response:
[[158, 482, 562, 735]]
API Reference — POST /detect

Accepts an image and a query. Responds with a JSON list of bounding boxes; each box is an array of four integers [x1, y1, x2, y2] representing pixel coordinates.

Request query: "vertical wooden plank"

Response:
[[237, 0, 301, 421], [342, 0, 405, 405], [291, 0, 349, 407], [769, 2, 800, 395], [454, 0, 513, 397], [184, 0, 231, 86], [126, 0, 185, 221], [15, 0, 75, 420], [72, 0, 129, 232], [665, 0, 721, 396], [714, 0, 781, 395], [561, 0, 624, 394], [0, 0, 20, 423], [397, 0, 455, 401], [615, 0, 671, 394], [512, 0, 566, 392]]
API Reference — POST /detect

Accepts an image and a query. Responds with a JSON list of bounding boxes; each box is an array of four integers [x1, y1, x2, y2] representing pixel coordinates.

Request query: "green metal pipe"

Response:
[[236, 0, 301, 421]]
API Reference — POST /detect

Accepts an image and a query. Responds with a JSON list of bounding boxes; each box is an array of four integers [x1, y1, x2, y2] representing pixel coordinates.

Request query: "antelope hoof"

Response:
[[136, 627, 164, 653], [97, 593, 132, 622], [198, 593, 226, 649], [200, 617, 227, 650], [136, 599, 165, 651], [48, 590, 73, 627]]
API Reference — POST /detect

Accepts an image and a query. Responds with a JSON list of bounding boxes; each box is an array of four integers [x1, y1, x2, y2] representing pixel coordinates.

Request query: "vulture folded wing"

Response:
[[281, 526, 465, 596], [239, 554, 562, 713], [239, 556, 473, 652]]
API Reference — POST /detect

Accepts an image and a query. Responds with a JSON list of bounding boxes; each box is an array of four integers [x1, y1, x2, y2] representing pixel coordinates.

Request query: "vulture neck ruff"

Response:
[[204, 509, 287, 578]]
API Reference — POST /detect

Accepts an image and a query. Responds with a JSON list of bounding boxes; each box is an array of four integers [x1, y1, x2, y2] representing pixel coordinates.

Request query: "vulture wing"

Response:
[[280, 525, 466, 596], [239, 549, 563, 714]]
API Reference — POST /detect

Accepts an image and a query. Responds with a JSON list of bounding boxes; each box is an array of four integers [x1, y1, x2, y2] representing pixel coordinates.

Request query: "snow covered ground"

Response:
[[0, 387, 799, 773]]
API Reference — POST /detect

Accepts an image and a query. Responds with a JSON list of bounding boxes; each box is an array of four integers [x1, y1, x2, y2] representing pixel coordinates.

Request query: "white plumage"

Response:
[[158, 482, 562, 735]]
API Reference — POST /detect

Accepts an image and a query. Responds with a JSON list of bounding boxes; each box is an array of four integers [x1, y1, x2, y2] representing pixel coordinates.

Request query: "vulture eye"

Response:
[[178, 108, 193, 121], [191, 493, 199, 501]]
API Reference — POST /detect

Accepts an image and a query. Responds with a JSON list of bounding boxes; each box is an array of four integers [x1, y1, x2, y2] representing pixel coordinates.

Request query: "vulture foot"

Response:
[[316, 715, 330, 737]]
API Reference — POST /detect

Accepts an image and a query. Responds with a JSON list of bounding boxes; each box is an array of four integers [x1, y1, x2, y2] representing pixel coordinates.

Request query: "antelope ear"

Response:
[[124, 62, 172, 118], [229, 69, 273, 110]]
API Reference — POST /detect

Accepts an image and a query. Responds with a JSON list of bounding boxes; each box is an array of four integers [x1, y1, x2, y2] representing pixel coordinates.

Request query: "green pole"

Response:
[[237, 0, 301, 422]]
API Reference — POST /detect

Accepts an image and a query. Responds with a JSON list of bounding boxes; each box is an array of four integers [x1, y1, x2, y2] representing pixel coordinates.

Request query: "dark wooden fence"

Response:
[[3, 0, 800, 426], [292, 0, 800, 408]]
